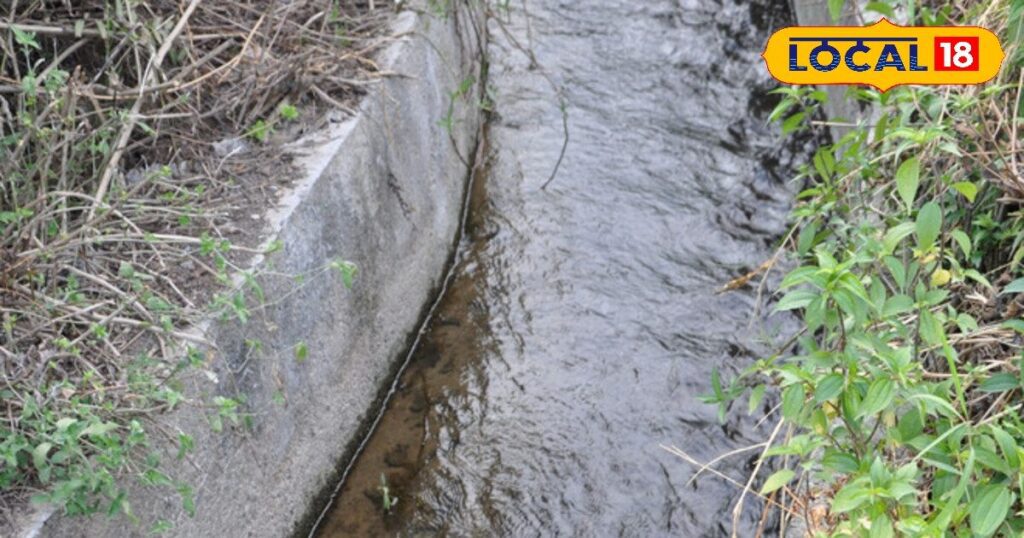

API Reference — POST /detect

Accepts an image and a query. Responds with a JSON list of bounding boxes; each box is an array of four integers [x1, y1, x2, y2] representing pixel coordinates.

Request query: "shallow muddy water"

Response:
[[314, 0, 803, 535]]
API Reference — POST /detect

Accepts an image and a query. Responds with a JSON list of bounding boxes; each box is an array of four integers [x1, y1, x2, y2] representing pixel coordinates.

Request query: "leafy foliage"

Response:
[[711, 1, 1024, 535]]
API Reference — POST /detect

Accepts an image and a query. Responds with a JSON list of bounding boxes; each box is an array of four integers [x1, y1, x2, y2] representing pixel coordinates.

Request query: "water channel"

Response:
[[316, 0, 803, 534]]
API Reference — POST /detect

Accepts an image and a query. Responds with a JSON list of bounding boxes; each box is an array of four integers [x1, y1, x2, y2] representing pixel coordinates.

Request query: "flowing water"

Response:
[[315, 0, 806, 535]]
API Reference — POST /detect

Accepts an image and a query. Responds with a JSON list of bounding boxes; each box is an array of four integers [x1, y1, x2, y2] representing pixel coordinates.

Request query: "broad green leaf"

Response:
[[990, 425, 1020, 469], [882, 294, 915, 317], [822, 450, 859, 473], [780, 266, 822, 289], [782, 383, 806, 421], [978, 373, 1019, 393], [882, 223, 915, 256], [883, 256, 907, 289], [870, 514, 894, 538], [969, 484, 1012, 537], [815, 374, 845, 403], [831, 481, 871, 513], [975, 445, 1012, 475], [951, 181, 978, 202], [797, 221, 820, 256], [918, 309, 945, 346], [33, 443, 52, 471], [768, 97, 796, 123], [896, 408, 923, 441], [782, 112, 807, 135], [815, 249, 839, 271], [813, 147, 835, 181], [759, 469, 795, 495], [906, 393, 960, 419], [964, 269, 992, 288], [895, 157, 920, 210], [80, 422, 118, 437], [1001, 278, 1024, 295], [857, 378, 894, 419], [915, 202, 941, 251], [775, 289, 819, 311], [950, 229, 971, 258]]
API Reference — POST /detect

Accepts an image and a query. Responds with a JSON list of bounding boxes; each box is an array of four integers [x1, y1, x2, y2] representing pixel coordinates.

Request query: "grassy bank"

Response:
[[709, 0, 1024, 536], [0, 1, 383, 528]]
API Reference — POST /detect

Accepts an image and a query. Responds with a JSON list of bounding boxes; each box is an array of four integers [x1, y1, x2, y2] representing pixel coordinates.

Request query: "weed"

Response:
[[704, 1, 1024, 536], [378, 473, 399, 513]]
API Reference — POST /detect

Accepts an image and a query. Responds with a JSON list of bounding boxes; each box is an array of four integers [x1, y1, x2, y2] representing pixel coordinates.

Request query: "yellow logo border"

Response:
[[761, 18, 1005, 92]]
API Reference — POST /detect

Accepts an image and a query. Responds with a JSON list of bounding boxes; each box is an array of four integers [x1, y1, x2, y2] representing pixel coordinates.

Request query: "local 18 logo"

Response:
[[762, 19, 1004, 91]]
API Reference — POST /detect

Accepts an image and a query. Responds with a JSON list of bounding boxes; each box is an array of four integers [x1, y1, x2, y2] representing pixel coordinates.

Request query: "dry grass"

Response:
[[0, 0, 394, 516]]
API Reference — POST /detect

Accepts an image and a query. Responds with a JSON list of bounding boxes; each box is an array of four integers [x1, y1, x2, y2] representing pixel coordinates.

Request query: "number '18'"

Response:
[[934, 37, 979, 71]]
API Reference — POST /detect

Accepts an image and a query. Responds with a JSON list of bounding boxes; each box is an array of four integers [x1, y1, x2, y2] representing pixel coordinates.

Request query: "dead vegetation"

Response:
[[0, 0, 393, 521]]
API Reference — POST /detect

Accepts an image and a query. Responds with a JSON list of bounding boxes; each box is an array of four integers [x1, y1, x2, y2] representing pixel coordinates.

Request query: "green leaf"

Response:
[[950, 229, 971, 258], [813, 147, 835, 181], [797, 221, 820, 256], [775, 289, 818, 311], [55, 417, 77, 432], [857, 378, 894, 419], [759, 469, 795, 495], [33, 442, 52, 471], [822, 450, 859, 473], [906, 393, 960, 419], [815, 249, 839, 270], [814, 374, 845, 403], [951, 181, 978, 202], [883, 256, 907, 289], [278, 103, 299, 121], [918, 309, 946, 346], [969, 484, 1012, 537], [870, 513, 894, 538], [964, 269, 992, 288], [80, 422, 118, 437], [915, 202, 941, 251], [118, 261, 136, 279], [782, 383, 806, 421], [895, 157, 920, 210], [990, 425, 1020, 469], [12, 28, 40, 49], [831, 481, 871, 513], [331, 260, 358, 289], [865, 1, 896, 18], [782, 112, 807, 135], [1001, 278, 1024, 295], [748, 384, 766, 415], [978, 373, 1019, 393], [882, 223, 915, 256], [768, 97, 796, 123], [882, 294, 915, 317], [294, 342, 308, 363], [827, 0, 846, 22]]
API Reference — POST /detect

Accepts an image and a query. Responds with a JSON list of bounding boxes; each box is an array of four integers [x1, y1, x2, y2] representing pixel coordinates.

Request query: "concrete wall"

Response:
[[30, 2, 486, 536]]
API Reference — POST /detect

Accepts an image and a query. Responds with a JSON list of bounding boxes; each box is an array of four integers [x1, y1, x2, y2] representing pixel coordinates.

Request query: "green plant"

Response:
[[0, 0, 378, 525], [706, 1, 1024, 536], [378, 473, 398, 513]]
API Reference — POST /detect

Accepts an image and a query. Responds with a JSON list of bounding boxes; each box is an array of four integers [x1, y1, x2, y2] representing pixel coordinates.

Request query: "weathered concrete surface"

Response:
[[32, 2, 485, 537]]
